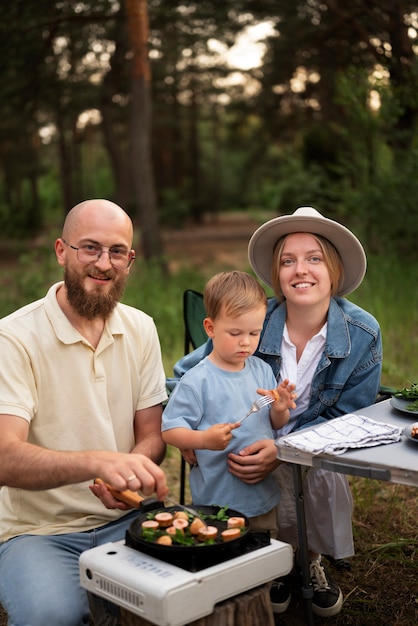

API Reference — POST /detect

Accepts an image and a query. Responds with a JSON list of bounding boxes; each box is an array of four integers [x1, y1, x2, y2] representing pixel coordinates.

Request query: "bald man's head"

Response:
[[62, 199, 133, 245]]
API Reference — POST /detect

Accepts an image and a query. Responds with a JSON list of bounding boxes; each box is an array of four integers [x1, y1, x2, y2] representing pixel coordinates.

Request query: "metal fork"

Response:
[[236, 395, 275, 424]]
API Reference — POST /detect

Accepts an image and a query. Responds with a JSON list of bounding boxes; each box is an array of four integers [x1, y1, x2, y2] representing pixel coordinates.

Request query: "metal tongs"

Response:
[[164, 495, 205, 521], [94, 478, 207, 526]]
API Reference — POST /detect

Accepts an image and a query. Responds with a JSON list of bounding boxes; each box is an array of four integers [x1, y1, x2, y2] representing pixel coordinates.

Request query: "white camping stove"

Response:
[[80, 536, 293, 626]]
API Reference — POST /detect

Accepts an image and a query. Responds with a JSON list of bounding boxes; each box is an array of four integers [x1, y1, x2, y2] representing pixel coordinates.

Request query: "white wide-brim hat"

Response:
[[248, 206, 367, 296]]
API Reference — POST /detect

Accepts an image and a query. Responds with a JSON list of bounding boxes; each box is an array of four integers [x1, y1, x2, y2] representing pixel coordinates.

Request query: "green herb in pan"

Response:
[[203, 504, 230, 521]]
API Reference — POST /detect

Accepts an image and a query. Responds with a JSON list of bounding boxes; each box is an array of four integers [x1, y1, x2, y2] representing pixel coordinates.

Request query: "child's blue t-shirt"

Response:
[[162, 355, 281, 517]]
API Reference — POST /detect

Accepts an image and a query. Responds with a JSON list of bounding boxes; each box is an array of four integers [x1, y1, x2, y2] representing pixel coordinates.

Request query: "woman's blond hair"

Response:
[[204, 271, 267, 319], [271, 234, 344, 302]]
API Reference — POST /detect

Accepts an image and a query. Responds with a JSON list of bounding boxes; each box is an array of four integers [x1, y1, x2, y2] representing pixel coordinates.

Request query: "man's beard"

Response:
[[64, 266, 127, 320]]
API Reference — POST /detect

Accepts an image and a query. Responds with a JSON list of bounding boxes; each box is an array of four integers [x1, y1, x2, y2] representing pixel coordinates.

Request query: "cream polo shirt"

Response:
[[0, 282, 168, 541]]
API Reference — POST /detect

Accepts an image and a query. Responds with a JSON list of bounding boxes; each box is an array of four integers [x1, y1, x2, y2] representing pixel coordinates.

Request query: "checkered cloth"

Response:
[[279, 413, 402, 455]]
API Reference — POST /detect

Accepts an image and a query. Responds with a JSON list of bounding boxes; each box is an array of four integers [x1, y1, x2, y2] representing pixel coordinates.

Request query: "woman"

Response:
[[173, 206, 382, 618], [228, 206, 382, 617]]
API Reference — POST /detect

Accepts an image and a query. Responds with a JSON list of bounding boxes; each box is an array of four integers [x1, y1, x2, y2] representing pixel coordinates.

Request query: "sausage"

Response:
[[155, 512, 174, 527], [227, 516, 246, 528], [173, 510, 189, 521], [172, 517, 189, 530], [221, 528, 241, 542], [141, 519, 159, 530], [189, 517, 206, 535], [197, 525, 218, 541], [156, 535, 172, 545]]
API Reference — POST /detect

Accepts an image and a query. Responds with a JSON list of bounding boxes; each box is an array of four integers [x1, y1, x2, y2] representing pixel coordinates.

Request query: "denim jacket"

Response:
[[255, 297, 382, 431], [170, 296, 382, 433]]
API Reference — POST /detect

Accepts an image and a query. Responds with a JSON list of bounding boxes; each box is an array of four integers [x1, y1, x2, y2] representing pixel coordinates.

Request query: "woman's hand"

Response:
[[181, 449, 197, 465], [227, 439, 280, 484]]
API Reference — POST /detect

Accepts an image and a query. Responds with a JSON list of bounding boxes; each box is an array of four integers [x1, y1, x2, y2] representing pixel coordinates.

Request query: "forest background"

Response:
[[2, 1, 418, 260], [0, 3, 418, 624]]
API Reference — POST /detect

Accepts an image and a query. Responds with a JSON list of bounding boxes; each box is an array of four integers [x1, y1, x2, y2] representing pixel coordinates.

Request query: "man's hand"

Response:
[[90, 452, 168, 508], [227, 439, 280, 484]]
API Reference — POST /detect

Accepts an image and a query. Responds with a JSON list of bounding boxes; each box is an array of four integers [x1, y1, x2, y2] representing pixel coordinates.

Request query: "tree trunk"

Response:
[[100, 5, 132, 209], [189, 72, 203, 223], [386, 4, 417, 151], [125, 0, 166, 267], [56, 112, 75, 214]]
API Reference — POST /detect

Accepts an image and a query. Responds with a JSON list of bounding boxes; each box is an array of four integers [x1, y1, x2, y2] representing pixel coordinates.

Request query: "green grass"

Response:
[[1, 249, 417, 389], [123, 261, 207, 374], [348, 254, 418, 388]]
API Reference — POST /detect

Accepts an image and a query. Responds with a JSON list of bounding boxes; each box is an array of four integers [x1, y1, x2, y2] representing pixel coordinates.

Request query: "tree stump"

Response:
[[120, 583, 274, 626]]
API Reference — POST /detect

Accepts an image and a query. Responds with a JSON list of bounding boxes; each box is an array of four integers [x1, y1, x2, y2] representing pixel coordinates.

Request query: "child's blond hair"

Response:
[[203, 271, 267, 319]]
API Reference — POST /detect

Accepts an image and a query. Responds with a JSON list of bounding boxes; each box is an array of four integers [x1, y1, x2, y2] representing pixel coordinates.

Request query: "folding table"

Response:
[[275, 398, 418, 625]]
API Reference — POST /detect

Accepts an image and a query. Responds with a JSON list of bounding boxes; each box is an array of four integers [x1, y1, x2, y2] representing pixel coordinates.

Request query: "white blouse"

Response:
[[278, 322, 327, 435]]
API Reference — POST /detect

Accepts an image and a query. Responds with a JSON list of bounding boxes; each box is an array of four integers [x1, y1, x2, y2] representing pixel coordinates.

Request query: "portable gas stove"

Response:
[[79, 533, 293, 626]]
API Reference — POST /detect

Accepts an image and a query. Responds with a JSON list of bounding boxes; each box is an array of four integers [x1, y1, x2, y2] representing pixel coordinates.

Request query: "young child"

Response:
[[162, 271, 296, 536]]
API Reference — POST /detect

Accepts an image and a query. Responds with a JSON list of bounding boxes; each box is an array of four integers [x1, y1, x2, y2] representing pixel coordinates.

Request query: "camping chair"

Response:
[[376, 384, 396, 403], [179, 290, 207, 503], [182, 289, 207, 356]]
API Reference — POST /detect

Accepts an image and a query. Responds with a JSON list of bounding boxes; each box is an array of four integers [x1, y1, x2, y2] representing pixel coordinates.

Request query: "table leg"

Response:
[[292, 464, 314, 626]]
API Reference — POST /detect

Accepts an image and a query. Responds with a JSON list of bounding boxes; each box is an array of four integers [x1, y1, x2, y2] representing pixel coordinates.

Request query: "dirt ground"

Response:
[[161, 211, 263, 272]]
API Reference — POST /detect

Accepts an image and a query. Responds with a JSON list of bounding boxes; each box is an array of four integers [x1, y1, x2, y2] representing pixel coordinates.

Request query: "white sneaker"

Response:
[[309, 558, 343, 617]]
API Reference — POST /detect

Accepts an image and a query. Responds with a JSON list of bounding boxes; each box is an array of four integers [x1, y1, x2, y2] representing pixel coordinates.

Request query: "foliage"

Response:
[[352, 255, 418, 388], [2, 1, 418, 257], [0, 0, 120, 229], [157, 186, 192, 227]]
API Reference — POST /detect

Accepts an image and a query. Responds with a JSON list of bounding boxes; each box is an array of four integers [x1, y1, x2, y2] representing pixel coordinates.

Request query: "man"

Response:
[[0, 199, 168, 626]]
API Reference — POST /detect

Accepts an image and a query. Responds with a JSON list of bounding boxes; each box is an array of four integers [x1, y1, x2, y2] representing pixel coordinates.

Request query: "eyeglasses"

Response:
[[62, 239, 135, 268]]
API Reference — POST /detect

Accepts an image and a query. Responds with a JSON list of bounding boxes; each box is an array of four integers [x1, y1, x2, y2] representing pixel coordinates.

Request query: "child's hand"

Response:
[[202, 422, 240, 450], [257, 378, 297, 411]]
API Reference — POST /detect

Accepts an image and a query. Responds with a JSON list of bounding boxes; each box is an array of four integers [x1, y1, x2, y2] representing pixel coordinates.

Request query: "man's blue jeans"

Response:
[[0, 510, 138, 626]]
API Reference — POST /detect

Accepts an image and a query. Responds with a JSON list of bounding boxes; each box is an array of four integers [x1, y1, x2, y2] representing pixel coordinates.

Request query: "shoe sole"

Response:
[[271, 595, 291, 614], [312, 588, 343, 617]]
